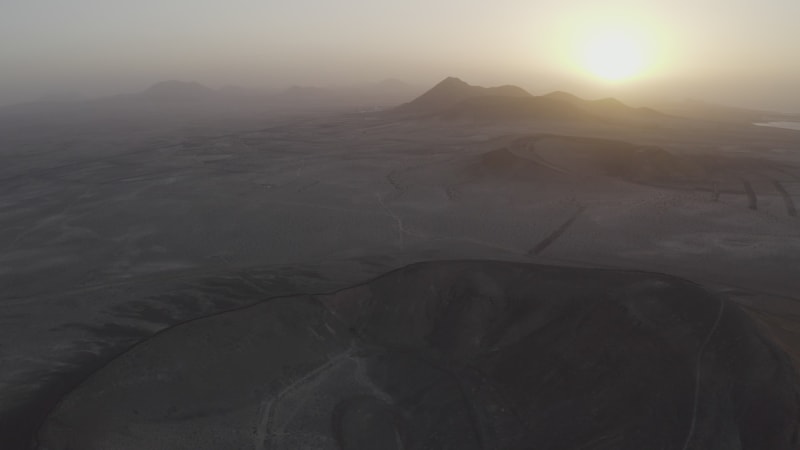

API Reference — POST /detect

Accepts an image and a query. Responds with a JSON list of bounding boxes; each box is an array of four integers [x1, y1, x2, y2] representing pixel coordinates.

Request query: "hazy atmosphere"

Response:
[[3, 1, 800, 449], [2, 0, 800, 110]]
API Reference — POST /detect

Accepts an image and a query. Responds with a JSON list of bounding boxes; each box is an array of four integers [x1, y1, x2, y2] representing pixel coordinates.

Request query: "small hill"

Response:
[[468, 146, 560, 182], [396, 77, 531, 112], [543, 91, 665, 121], [520, 135, 704, 183]]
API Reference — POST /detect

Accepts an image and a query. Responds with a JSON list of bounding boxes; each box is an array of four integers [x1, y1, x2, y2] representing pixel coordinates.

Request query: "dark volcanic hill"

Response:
[[396, 77, 532, 112], [468, 134, 705, 187], [397, 77, 665, 123], [37, 261, 799, 449], [543, 91, 666, 121]]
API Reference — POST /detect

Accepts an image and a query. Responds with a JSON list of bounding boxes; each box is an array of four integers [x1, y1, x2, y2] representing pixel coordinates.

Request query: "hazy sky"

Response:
[[2, 0, 799, 110]]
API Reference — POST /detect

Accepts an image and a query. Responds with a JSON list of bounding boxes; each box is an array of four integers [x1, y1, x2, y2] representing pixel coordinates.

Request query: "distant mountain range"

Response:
[[4, 77, 797, 123], [396, 77, 665, 123], [132, 79, 422, 108]]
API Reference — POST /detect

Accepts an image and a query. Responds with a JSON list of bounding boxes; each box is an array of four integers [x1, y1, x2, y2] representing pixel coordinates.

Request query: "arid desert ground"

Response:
[[2, 80, 800, 448]]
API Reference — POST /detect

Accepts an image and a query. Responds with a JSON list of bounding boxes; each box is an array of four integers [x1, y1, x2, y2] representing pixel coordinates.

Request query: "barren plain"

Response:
[[2, 85, 800, 448]]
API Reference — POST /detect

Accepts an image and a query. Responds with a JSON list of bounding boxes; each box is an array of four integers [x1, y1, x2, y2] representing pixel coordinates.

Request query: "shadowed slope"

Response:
[[440, 95, 590, 121], [466, 134, 702, 186], [395, 77, 532, 113], [549, 93, 666, 121], [36, 261, 799, 450]]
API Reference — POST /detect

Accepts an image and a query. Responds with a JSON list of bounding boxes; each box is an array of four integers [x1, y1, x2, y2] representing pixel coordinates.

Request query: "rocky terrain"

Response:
[[36, 261, 800, 450], [2, 78, 800, 448]]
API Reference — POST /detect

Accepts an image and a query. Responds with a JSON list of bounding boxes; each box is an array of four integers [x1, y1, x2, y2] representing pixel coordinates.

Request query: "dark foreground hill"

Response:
[[36, 261, 799, 449]]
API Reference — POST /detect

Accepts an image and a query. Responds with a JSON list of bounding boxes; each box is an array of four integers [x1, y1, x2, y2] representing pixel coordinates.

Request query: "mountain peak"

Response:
[[397, 77, 530, 113], [437, 76, 469, 87], [427, 77, 474, 95], [543, 91, 583, 103]]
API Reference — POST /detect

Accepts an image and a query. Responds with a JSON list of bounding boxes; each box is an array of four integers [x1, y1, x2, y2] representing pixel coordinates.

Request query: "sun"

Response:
[[581, 30, 648, 81]]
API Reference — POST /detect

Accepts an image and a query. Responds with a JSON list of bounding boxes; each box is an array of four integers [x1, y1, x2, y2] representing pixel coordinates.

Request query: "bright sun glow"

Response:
[[581, 30, 649, 81]]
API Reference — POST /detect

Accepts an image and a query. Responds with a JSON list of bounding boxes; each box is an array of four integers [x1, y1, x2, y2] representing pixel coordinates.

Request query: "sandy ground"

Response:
[[1, 105, 800, 446]]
